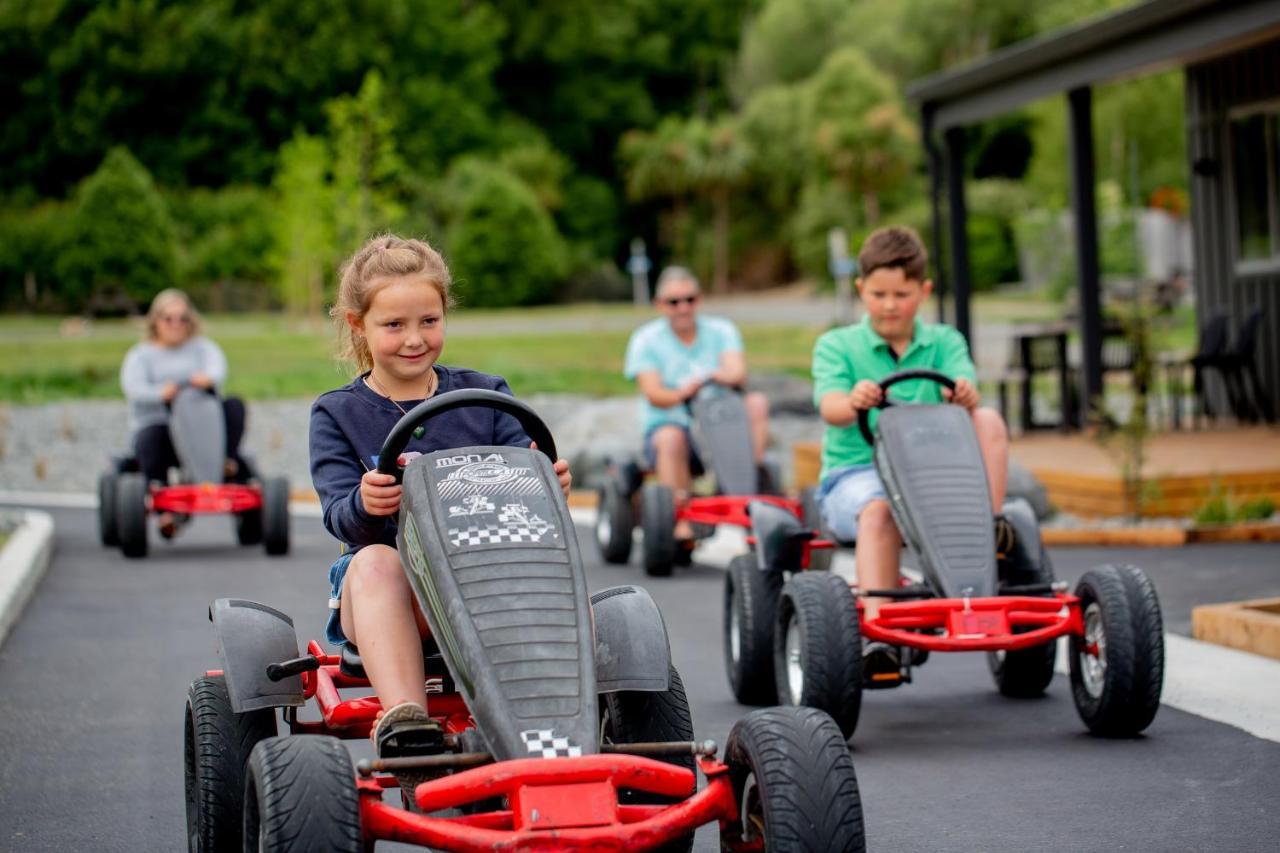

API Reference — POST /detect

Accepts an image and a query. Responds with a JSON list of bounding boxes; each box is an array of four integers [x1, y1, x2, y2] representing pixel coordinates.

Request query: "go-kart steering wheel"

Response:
[[376, 389, 557, 483], [856, 369, 957, 447]]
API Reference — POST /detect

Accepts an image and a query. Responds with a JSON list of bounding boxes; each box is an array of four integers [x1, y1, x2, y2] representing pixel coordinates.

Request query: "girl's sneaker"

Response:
[[372, 702, 445, 808]]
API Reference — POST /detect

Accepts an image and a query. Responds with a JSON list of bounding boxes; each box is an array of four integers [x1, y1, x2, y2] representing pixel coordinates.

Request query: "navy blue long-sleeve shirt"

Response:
[[309, 366, 530, 551]]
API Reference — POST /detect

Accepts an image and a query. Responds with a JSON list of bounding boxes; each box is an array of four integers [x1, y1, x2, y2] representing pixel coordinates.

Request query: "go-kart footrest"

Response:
[[861, 585, 935, 600]]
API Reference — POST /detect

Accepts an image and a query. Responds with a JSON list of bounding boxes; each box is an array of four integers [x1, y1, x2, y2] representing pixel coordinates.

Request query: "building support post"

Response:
[[925, 108, 948, 324], [1068, 86, 1103, 427], [944, 126, 972, 349]]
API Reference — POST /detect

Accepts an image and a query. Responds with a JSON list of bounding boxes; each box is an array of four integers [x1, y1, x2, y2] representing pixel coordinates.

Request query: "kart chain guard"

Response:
[[170, 388, 225, 484], [874, 405, 996, 598], [398, 446, 599, 761], [210, 598, 305, 712], [691, 389, 758, 496]]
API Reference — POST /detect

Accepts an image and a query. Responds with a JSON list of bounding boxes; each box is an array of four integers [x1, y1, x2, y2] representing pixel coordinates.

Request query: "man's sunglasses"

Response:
[[663, 295, 699, 307]]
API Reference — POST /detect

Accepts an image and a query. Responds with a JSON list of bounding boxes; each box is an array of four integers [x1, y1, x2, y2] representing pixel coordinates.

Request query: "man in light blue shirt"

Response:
[[623, 267, 769, 540]]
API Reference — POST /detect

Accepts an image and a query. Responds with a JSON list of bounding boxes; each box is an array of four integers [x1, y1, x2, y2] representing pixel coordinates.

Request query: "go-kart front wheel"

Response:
[[116, 473, 149, 559], [261, 477, 290, 556], [640, 483, 676, 576], [1069, 564, 1164, 737], [722, 706, 865, 852], [595, 475, 634, 564], [185, 675, 276, 853], [243, 736, 362, 853], [724, 554, 781, 705], [989, 525, 1058, 698], [601, 664, 695, 853], [98, 472, 119, 547], [774, 572, 863, 738]]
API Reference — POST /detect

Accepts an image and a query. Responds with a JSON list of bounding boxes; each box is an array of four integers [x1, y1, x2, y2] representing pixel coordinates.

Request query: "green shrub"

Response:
[[443, 159, 569, 307], [56, 148, 178, 311], [167, 186, 274, 299], [0, 201, 74, 310], [967, 213, 1019, 291], [1236, 497, 1276, 522]]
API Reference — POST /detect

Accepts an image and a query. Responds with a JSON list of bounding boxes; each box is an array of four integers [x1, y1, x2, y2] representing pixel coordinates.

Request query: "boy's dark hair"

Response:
[[858, 226, 928, 282]]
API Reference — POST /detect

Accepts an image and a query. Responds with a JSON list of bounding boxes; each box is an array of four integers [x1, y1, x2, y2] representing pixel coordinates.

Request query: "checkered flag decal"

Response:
[[448, 522, 552, 548], [521, 729, 583, 758]]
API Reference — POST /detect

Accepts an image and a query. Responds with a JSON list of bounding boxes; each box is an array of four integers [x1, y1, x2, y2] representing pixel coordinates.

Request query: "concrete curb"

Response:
[[0, 510, 55, 649]]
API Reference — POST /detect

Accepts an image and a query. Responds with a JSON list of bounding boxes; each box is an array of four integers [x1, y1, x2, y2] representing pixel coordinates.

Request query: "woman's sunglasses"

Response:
[[159, 314, 191, 325], [663, 295, 699, 307]]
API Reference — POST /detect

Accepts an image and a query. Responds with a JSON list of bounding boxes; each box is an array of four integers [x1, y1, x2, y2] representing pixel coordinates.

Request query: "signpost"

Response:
[[828, 227, 857, 326], [627, 238, 652, 307]]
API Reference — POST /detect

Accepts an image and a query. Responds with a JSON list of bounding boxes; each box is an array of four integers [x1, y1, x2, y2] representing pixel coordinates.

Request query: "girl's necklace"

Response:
[[366, 369, 437, 439]]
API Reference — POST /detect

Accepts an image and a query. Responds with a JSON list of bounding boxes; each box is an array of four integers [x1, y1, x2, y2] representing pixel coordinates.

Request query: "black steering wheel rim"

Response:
[[375, 388, 557, 481], [856, 369, 957, 447]]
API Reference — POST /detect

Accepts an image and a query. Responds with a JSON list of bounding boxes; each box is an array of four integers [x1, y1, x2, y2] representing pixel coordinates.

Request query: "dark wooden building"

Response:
[[908, 0, 1280, 419]]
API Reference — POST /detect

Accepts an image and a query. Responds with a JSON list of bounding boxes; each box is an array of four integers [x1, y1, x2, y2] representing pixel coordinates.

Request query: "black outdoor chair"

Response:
[[1220, 309, 1275, 424], [1184, 312, 1231, 427]]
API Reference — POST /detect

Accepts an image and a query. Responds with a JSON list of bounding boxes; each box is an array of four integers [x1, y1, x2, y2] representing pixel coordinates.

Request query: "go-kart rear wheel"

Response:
[[989, 526, 1058, 698], [243, 736, 362, 853], [116, 473, 149, 559], [98, 472, 119, 547], [640, 483, 676, 577], [800, 486, 833, 573], [722, 706, 865, 852], [261, 477, 290, 556], [594, 475, 633, 564], [236, 507, 263, 546], [1069, 564, 1164, 737], [185, 675, 276, 853], [724, 554, 781, 705], [601, 664, 695, 853], [774, 572, 862, 738]]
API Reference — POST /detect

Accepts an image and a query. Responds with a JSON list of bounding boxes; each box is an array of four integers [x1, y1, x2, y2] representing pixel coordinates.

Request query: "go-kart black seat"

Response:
[[339, 638, 451, 683]]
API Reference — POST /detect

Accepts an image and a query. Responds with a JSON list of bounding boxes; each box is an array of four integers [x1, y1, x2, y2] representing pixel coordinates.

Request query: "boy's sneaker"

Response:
[[372, 702, 445, 808], [994, 513, 1017, 559], [862, 642, 904, 689]]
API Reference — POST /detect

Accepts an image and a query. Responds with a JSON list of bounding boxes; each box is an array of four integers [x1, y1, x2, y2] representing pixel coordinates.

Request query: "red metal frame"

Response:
[[675, 494, 801, 530], [150, 482, 262, 515], [857, 592, 1085, 652], [215, 638, 750, 851]]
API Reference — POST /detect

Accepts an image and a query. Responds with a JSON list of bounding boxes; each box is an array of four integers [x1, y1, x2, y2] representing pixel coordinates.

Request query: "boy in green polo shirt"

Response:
[[812, 226, 1010, 676]]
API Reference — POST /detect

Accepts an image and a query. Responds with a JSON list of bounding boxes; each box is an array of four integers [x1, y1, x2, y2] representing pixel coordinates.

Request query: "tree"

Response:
[[443, 159, 568, 307], [270, 133, 333, 317], [684, 116, 752, 293], [57, 147, 177, 310], [327, 70, 407, 254]]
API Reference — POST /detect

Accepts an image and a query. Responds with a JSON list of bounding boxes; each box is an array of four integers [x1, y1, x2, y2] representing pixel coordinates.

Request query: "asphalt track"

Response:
[[0, 507, 1276, 852]]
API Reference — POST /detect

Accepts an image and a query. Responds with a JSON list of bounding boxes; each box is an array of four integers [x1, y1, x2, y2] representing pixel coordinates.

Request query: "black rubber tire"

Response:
[[595, 476, 634, 564], [988, 535, 1058, 698], [756, 459, 783, 497], [1069, 564, 1164, 737], [185, 675, 277, 853], [721, 706, 865, 852], [236, 506, 263, 546], [724, 553, 782, 705], [774, 572, 862, 738], [116, 472, 149, 559], [641, 483, 676, 577], [243, 736, 362, 853], [261, 477, 290, 556], [800, 486, 833, 573], [601, 664, 695, 853], [98, 472, 119, 547]]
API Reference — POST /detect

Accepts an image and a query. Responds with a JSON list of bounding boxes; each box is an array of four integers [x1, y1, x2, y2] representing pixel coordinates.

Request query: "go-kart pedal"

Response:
[[862, 642, 906, 689]]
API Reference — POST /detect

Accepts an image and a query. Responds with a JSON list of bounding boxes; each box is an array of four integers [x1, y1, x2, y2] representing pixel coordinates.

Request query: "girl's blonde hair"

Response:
[[331, 235, 455, 372], [145, 288, 202, 341]]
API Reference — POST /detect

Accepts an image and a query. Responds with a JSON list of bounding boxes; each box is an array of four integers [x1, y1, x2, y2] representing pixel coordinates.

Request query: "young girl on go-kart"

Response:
[[309, 235, 572, 774]]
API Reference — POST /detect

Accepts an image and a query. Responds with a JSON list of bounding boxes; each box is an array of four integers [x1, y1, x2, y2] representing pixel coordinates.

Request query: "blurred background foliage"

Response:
[[0, 0, 1183, 314]]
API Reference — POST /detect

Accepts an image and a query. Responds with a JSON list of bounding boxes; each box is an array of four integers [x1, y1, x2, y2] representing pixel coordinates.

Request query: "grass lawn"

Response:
[[0, 311, 823, 402]]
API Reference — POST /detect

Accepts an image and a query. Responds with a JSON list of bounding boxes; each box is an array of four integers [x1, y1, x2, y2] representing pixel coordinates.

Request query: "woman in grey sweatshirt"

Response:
[[119, 289, 247, 510]]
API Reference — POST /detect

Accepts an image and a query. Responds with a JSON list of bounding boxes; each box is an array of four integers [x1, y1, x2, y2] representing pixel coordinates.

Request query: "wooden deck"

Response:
[[791, 426, 1280, 518]]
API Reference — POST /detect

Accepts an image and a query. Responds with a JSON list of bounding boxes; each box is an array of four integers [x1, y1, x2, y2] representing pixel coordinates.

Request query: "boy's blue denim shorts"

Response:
[[818, 465, 888, 542], [325, 551, 355, 646]]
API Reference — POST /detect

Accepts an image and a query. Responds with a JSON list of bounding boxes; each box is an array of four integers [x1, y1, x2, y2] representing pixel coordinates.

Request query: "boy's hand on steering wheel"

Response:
[[849, 380, 883, 412], [530, 441, 572, 497], [360, 470, 402, 516], [943, 378, 980, 410]]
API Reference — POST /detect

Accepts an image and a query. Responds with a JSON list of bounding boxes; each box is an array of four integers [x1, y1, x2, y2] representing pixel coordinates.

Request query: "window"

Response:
[[1230, 107, 1280, 269]]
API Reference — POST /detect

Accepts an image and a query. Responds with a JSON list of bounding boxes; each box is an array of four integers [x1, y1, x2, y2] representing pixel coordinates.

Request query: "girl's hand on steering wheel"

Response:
[[161, 381, 180, 402], [942, 378, 980, 410], [360, 470, 402, 516], [189, 372, 214, 390], [531, 441, 572, 497]]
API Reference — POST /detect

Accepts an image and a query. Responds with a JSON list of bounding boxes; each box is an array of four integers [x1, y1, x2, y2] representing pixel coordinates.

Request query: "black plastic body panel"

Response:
[[748, 499, 809, 575], [211, 598, 304, 713], [397, 446, 599, 761], [590, 585, 672, 693], [875, 405, 996, 598], [170, 388, 226, 484], [691, 387, 758, 496]]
